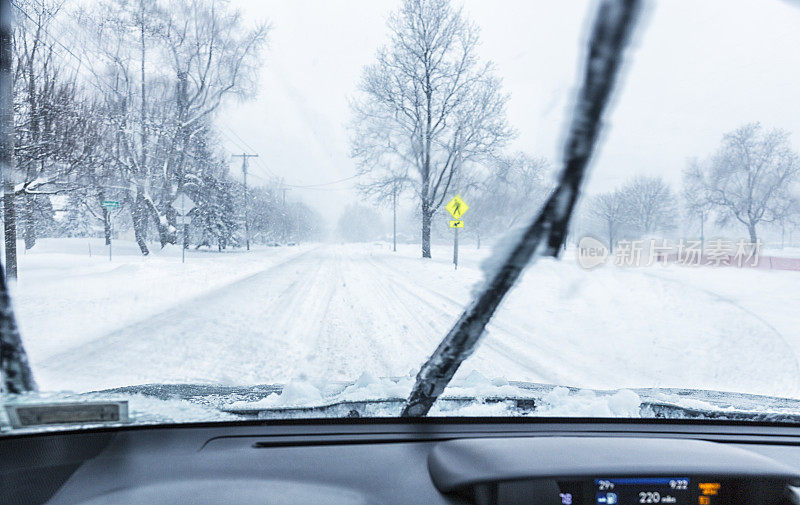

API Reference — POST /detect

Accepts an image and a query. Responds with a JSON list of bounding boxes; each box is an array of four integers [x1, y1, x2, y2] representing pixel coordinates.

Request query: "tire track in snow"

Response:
[[640, 269, 800, 392], [35, 247, 415, 390], [364, 254, 592, 385], [339, 250, 451, 374], [305, 250, 398, 378]]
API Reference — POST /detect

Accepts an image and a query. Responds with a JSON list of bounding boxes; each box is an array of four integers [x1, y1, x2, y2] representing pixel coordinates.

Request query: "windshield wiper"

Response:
[[402, 0, 645, 417]]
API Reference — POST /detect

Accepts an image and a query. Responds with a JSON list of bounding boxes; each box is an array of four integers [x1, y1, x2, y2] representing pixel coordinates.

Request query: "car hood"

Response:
[[5, 374, 800, 435]]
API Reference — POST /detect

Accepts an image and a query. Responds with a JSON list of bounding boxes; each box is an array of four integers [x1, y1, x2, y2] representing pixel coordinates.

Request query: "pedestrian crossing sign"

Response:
[[446, 195, 469, 219]]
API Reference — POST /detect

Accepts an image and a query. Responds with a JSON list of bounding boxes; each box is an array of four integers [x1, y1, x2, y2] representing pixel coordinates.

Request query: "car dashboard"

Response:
[[4, 419, 800, 504]]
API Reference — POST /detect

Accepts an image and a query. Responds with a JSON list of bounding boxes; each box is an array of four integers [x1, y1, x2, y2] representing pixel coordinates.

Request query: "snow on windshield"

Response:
[[2, 0, 800, 425]]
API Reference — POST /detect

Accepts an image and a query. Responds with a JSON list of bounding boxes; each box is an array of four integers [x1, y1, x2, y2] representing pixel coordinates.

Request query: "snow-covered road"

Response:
[[32, 245, 553, 391], [17, 241, 800, 399]]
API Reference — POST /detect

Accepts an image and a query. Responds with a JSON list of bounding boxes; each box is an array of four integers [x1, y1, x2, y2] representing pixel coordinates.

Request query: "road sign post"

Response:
[[100, 201, 120, 261], [454, 227, 459, 269], [176, 215, 189, 263], [171, 193, 196, 264], [446, 196, 469, 270]]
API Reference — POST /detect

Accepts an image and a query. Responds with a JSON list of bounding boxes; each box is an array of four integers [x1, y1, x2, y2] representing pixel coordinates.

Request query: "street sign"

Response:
[[446, 195, 469, 219], [101, 200, 119, 208], [446, 196, 469, 271], [176, 214, 190, 226], [171, 193, 196, 215]]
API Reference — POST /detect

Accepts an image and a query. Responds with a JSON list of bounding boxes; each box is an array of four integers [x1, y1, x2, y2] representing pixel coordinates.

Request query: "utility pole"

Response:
[[279, 179, 291, 242], [232, 153, 258, 251], [392, 186, 397, 252]]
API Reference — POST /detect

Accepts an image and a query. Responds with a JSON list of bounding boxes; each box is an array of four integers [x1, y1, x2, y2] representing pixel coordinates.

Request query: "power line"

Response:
[[284, 174, 360, 188], [215, 121, 276, 177], [215, 129, 359, 190], [11, 2, 104, 96], [215, 128, 282, 181], [221, 124, 258, 156], [285, 186, 354, 192]]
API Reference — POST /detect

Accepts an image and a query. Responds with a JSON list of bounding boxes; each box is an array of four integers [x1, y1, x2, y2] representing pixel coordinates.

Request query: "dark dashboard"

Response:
[[4, 419, 800, 505]]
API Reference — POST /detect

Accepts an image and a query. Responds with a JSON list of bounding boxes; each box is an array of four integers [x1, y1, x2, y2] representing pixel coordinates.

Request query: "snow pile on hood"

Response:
[[338, 372, 411, 402], [221, 371, 641, 419], [429, 400, 519, 417], [336, 370, 529, 405], [223, 370, 538, 416], [442, 370, 527, 399], [223, 370, 524, 412], [125, 394, 240, 423], [536, 387, 641, 417], [225, 379, 326, 409]]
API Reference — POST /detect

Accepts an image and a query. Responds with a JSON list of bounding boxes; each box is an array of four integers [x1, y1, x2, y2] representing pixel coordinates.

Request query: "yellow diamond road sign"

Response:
[[449, 220, 464, 228], [446, 195, 469, 219]]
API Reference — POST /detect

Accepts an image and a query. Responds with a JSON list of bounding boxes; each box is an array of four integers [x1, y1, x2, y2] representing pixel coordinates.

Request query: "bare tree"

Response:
[[619, 175, 676, 236], [5, 0, 73, 270], [70, 100, 120, 246], [468, 152, 550, 248], [157, 0, 268, 230], [786, 201, 800, 247], [772, 187, 800, 248], [682, 159, 713, 249], [82, 0, 267, 254], [350, 0, 512, 258], [694, 123, 800, 243], [79, 0, 165, 254], [356, 165, 410, 252], [0, 0, 287, 266], [587, 190, 626, 252]]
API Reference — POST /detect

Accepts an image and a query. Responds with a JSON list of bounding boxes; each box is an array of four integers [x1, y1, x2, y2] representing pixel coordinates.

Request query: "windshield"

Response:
[[2, 0, 800, 433]]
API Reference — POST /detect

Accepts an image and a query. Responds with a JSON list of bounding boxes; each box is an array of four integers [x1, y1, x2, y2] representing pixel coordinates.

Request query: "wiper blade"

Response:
[[222, 396, 538, 420], [644, 402, 800, 424], [218, 383, 800, 423], [0, 269, 36, 394], [402, 0, 645, 417]]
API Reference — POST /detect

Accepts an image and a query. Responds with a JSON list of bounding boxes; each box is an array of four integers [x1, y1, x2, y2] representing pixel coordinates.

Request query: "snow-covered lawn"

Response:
[[9, 238, 800, 401]]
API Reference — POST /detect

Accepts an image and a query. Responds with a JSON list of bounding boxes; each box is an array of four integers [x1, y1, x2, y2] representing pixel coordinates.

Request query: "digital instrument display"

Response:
[[554, 477, 726, 505], [594, 478, 692, 505]]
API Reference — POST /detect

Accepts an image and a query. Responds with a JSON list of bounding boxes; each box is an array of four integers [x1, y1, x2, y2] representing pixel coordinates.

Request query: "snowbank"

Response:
[[13, 238, 310, 363]]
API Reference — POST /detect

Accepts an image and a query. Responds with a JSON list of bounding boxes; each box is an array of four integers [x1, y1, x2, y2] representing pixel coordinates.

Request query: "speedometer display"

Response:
[[593, 478, 694, 505]]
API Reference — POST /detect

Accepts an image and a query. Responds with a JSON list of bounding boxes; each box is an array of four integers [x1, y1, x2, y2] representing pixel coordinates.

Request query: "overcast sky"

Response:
[[217, 0, 800, 225]]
